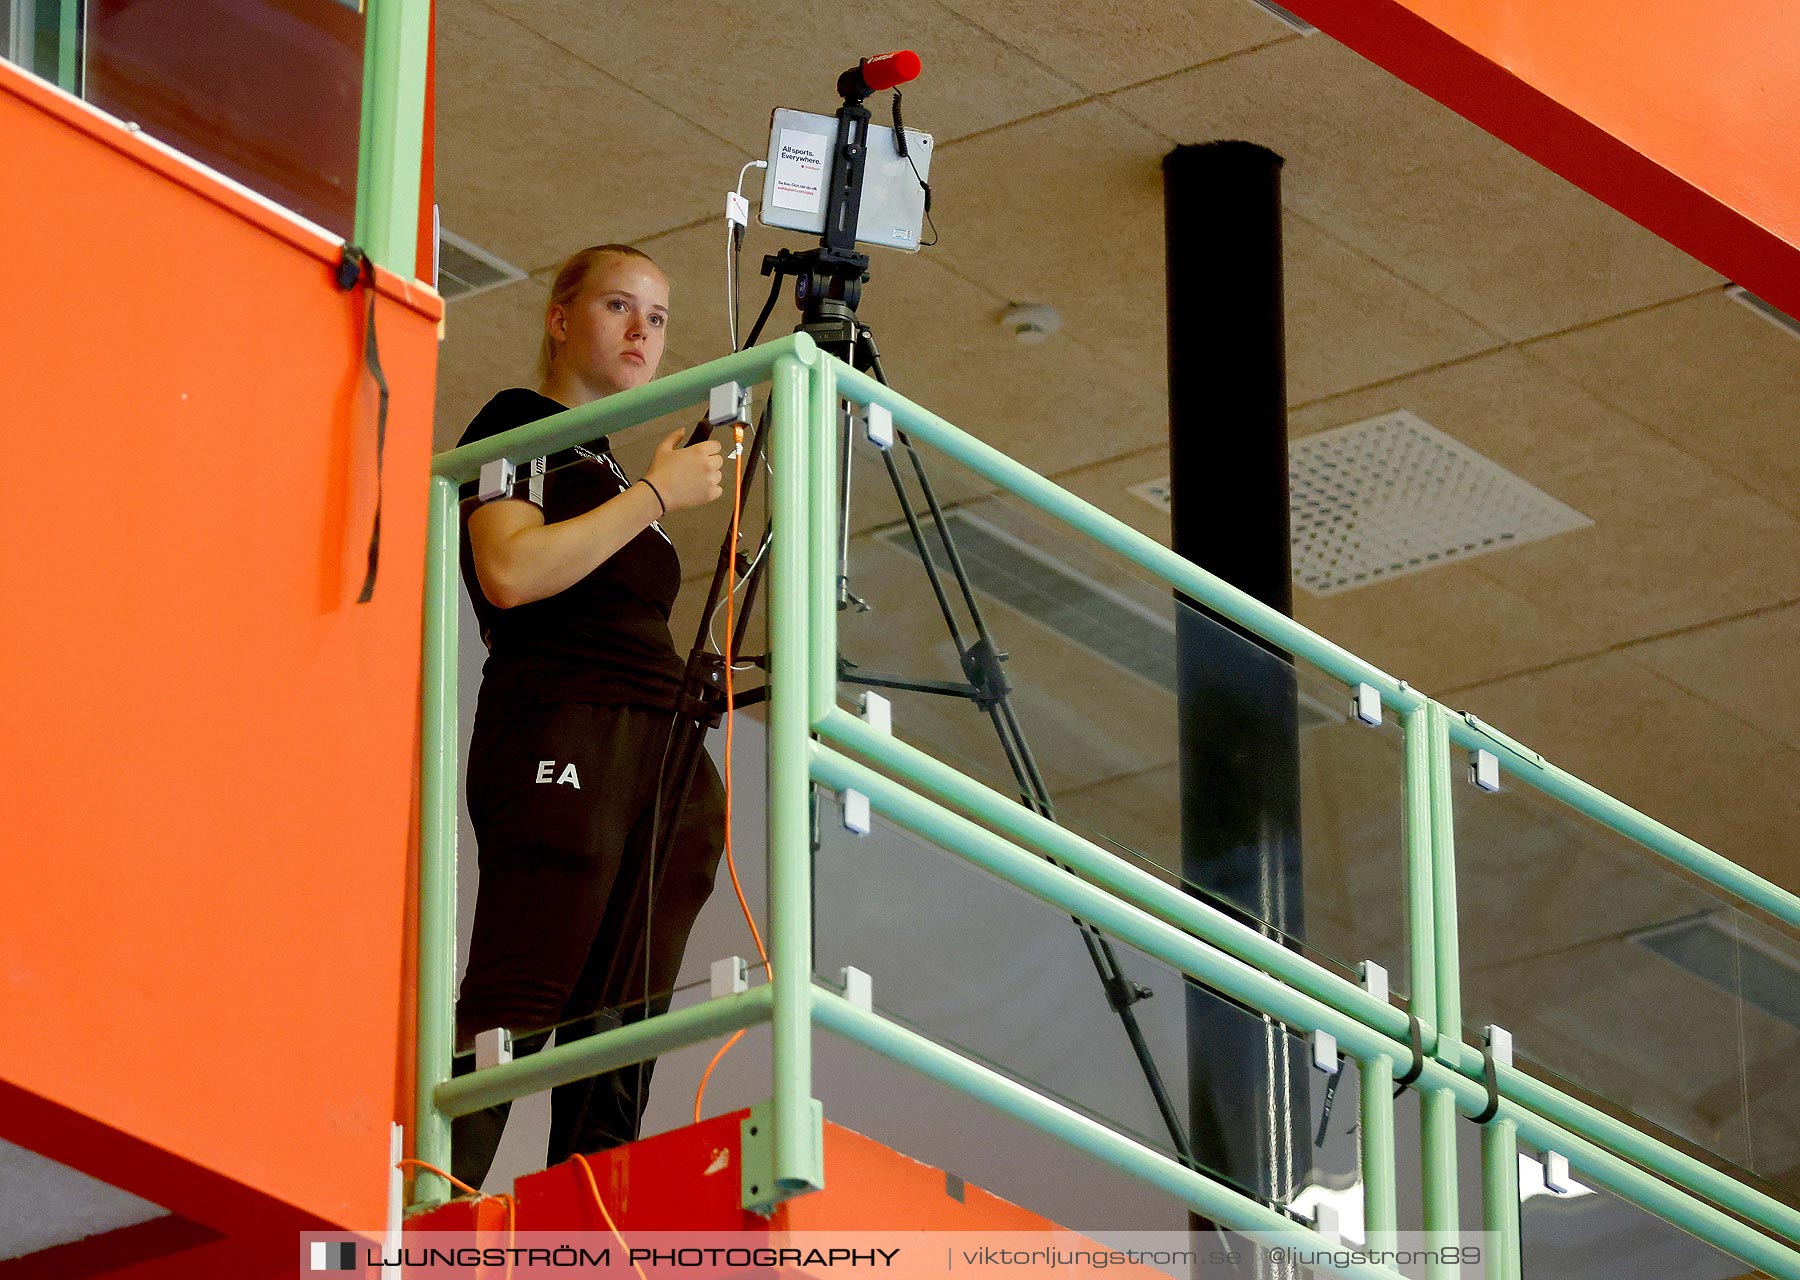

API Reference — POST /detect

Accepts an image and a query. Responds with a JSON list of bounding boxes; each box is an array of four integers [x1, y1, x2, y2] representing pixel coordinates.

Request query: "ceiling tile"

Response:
[[1288, 349, 1800, 646], [1630, 603, 1800, 755], [923, 101, 1496, 401], [436, 0, 745, 270], [504, 0, 1083, 154], [1282, 213, 1498, 403], [1111, 37, 1723, 340], [1524, 290, 1800, 519], [1449, 651, 1800, 897], [932, 0, 1292, 94], [926, 100, 1172, 385]]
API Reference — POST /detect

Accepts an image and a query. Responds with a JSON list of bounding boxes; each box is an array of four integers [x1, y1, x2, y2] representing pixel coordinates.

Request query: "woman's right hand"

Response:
[[645, 428, 725, 512]]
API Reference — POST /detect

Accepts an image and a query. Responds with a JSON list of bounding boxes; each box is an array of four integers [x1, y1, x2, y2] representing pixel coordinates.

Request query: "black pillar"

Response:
[[1163, 141, 1310, 1273]]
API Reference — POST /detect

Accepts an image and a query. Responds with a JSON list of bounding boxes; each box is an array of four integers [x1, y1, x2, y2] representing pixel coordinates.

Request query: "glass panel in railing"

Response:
[[66, 0, 365, 237], [819, 1029, 1391, 1278], [1452, 761, 1757, 1173], [1517, 1156, 1755, 1279], [813, 792, 1366, 1234], [835, 428, 1411, 993]]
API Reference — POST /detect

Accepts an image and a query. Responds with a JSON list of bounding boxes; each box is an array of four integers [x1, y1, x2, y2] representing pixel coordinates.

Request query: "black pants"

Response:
[[452, 701, 726, 1190]]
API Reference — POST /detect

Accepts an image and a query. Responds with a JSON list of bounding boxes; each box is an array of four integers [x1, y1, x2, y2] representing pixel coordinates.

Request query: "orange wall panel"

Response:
[[0, 62, 441, 1234], [1289, 0, 1800, 318], [1404, 0, 1798, 241]]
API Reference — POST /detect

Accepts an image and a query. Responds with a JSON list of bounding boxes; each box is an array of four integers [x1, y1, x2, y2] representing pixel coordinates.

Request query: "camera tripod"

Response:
[[595, 56, 1200, 1177]]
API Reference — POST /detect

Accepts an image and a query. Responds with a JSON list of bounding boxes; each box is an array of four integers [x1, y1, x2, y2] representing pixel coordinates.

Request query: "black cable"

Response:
[[636, 707, 681, 1135], [891, 90, 937, 248], [730, 222, 745, 352], [745, 272, 783, 350]]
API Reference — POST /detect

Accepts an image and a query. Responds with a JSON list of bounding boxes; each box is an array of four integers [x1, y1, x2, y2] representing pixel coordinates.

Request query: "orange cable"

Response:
[[568, 1154, 647, 1280], [693, 421, 771, 1123], [395, 1158, 516, 1280]]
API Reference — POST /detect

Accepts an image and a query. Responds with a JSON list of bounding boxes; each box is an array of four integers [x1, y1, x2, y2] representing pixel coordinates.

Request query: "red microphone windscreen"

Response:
[[861, 50, 922, 91]]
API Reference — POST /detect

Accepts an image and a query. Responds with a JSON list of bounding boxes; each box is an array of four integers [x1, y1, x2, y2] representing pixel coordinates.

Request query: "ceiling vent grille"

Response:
[[437, 229, 527, 302], [875, 508, 1344, 729], [1128, 410, 1591, 597], [1288, 411, 1590, 595]]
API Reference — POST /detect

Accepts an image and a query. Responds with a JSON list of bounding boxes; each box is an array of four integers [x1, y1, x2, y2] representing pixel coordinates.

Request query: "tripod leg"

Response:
[[850, 322, 1201, 1176], [879, 445, 969, 653]]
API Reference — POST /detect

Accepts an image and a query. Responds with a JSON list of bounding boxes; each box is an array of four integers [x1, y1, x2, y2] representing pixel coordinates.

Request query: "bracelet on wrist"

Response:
[[639, 477, 667, 515]]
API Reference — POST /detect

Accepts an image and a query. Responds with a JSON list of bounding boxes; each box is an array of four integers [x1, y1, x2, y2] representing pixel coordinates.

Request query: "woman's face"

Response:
[[548, 254, 670, 398]]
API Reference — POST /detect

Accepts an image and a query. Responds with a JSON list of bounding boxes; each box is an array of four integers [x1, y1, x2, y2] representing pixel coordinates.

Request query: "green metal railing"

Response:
[[418, 335, 1800, 1278], [353, 0, 431, 275]]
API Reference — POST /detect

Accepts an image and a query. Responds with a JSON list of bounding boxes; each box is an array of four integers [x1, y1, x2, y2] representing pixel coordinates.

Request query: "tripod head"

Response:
[[761, 51, 922, 358]]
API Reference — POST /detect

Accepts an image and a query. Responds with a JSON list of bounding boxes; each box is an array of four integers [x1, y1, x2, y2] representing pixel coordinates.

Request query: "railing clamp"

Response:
[[840, 965, 873, 1012], [861, 401, 894, 450], [1469, 747, 1501, 792], [1358, 960, 1389, 1005], [1352, 682, 1383, 726], [473, 1027, 512, 1071], [477, 457, 517, 504], [1310, 1030, 1345, 1148], [708, 380, 753, 430], [841, 694, 891, 837], [712, 955, 749, 998], [859, 691, 892, 736]]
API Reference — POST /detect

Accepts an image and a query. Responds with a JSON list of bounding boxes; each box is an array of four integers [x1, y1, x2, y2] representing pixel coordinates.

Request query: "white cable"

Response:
[[727, 160, 767, 353], [726, 219, 737, 353], [708, 529, 773, 666]]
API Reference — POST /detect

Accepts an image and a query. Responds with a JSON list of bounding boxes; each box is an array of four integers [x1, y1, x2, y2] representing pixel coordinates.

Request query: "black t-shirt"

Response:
[[457, 389, 685, 716]]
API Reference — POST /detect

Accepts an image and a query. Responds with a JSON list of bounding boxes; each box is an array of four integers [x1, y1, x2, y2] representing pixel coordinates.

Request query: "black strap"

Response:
[[1471, 1040, 1503, 1124], [1314, 1059, 1343, 1148], [1392, 1008, 1426, 1096], [337, 244, 389, 604]]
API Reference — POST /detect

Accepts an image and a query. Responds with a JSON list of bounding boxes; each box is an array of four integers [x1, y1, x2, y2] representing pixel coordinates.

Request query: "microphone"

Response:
[[837, 50, 921, 99]]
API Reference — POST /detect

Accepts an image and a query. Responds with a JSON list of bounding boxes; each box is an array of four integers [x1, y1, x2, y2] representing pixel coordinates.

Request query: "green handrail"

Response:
[[805, 745, 1800, 1279], [413, 341, 1800, 1280]]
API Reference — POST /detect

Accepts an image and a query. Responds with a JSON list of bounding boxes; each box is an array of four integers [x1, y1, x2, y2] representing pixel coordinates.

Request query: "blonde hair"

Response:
[[537, 243, 659, 383]]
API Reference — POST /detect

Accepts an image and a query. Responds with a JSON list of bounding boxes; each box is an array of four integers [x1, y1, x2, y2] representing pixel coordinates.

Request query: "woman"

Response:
[[449, 243, 727, 1190]]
